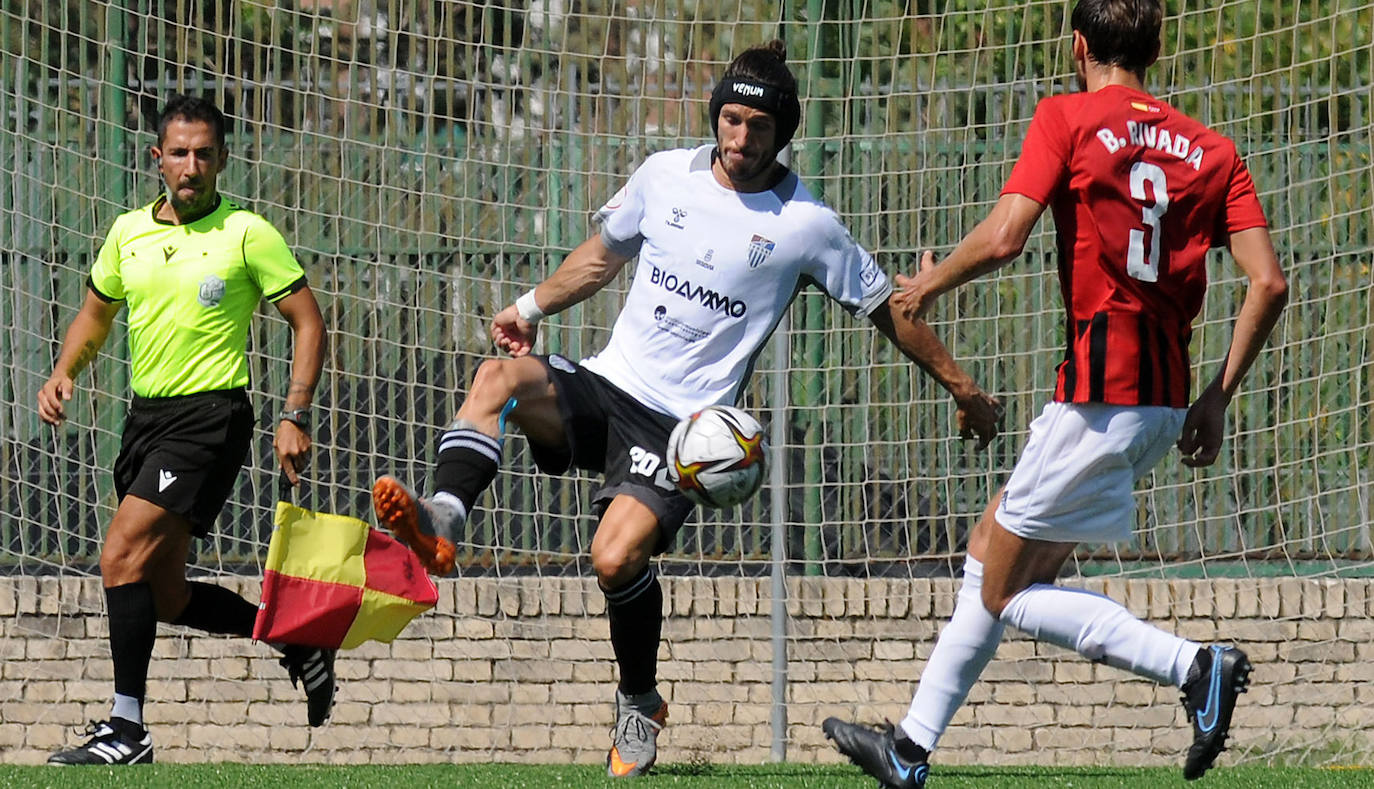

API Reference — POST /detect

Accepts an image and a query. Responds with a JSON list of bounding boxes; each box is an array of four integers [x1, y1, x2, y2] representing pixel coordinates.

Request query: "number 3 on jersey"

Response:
[[1126, 161, 1169, 282]]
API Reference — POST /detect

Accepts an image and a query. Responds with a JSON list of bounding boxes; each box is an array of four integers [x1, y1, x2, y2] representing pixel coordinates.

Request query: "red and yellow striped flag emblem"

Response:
[[254, 501, 438, 649]]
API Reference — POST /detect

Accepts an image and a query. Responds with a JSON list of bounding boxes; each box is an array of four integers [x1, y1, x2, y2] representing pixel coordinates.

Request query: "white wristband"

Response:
[[515, 288, 546, 323]]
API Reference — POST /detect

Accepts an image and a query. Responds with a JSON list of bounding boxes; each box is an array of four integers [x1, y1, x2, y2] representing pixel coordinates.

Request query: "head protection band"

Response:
[[709, 78, 801, 153]]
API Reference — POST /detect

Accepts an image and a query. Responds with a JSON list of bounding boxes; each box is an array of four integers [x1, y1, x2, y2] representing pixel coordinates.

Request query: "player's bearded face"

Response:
[[153, 118, 227, 217], [715, 104, 778, 182]]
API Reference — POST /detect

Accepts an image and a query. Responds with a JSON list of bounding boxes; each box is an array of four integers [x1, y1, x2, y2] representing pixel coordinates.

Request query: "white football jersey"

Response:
[[580, 145, 892, 418]]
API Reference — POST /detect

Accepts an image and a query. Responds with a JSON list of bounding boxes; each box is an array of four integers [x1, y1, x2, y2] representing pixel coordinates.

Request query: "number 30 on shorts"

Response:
[[628, 446, 674, 490]]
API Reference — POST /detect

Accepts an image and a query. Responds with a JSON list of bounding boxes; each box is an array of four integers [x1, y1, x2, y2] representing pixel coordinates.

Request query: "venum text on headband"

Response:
[[708, 78, 801, 151]]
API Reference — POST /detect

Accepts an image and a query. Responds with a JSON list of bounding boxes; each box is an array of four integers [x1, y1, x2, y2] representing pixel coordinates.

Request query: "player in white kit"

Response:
[[373, 40, 1004, 777]]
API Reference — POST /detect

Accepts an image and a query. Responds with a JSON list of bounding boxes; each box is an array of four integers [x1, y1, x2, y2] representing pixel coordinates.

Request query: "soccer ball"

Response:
[[666, 405, 768, 509]]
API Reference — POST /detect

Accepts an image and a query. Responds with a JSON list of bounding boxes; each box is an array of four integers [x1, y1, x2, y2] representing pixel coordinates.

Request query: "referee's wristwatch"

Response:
[[278, 407, 311, 431]]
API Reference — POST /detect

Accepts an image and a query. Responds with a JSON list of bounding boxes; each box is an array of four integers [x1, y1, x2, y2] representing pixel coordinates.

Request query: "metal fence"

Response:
[[2, 1, 1372, 575]]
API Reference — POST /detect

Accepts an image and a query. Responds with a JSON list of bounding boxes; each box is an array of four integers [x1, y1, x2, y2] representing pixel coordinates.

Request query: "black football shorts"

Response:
[[528, 354, 694, 553], [113, 388, 255, 537]]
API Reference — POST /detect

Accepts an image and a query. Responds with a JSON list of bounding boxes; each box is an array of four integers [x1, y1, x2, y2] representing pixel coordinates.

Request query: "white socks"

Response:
[[111, 693, 143, 727], [899, 557, 1003, 752], [428, 491, 469, 540], [898, 559, 1203, 754], [999, 583, 1199, 686]]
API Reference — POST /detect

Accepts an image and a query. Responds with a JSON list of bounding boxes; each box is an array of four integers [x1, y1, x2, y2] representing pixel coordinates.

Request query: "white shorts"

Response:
[[995, 401, 1187, 545]]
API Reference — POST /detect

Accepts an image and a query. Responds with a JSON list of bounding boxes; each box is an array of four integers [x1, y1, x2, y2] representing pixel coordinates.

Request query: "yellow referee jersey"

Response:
[[89, 196, 306, 398]]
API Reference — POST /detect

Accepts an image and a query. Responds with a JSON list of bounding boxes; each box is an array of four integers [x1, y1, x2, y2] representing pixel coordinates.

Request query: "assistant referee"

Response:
[[38, 96, 331, 765]]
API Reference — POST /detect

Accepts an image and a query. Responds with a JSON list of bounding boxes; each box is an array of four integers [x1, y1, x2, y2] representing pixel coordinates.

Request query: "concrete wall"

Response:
[[2, 576, 1371, 767]]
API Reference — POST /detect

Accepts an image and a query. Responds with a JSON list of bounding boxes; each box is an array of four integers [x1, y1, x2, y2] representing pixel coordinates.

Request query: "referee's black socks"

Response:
[[105, 582, 157, 722], [171, 580, 257, 637]]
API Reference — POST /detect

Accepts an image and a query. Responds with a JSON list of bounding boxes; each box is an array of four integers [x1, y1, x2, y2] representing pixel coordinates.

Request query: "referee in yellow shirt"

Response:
[[38, 96, 330, 765]]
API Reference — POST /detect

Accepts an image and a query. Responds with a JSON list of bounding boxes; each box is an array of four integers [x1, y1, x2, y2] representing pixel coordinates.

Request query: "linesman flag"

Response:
[[254, 501, 438, 649]]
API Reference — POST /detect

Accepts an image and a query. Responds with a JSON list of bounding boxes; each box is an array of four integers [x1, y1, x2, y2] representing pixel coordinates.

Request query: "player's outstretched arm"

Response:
[[492, 234, 633, 357], [272, 286, 327, 485], [1177, 226, 1287, 467], [892, 193, 1044, 321], [868, 300, 1004, 450], [37, 289, 122, 426]]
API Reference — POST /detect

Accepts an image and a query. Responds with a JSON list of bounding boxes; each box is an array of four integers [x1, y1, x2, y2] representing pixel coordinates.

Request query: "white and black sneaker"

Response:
[[47, 719, 153, 765], [281, 645, 337, 726]]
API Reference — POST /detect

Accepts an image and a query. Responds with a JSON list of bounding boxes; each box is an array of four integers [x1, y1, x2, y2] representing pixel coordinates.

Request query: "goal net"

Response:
[[2, 0, 1371, 768]]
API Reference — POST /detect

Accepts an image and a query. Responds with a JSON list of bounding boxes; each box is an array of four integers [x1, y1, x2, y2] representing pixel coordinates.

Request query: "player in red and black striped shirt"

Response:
[[1005, 73, 1269, 408], [822, 1, 1288, 785]]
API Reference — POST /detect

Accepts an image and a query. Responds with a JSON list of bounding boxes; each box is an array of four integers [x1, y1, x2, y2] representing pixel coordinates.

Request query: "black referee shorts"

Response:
[[113, 388, 255, 537], [527, 354, 694, 554]]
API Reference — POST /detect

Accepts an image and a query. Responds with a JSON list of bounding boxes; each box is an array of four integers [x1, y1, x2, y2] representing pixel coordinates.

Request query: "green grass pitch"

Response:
[[0, 764, 1370, 788]]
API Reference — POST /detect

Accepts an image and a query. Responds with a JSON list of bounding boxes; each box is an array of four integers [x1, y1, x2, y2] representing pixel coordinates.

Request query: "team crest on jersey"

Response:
[[197, 274, 226, 307], [860, 257, 881, 287], [747, 235, 775, 268]]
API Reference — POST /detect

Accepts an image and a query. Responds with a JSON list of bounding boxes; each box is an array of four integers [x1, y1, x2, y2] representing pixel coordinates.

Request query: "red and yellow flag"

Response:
[[254, 501, 438, 649]]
